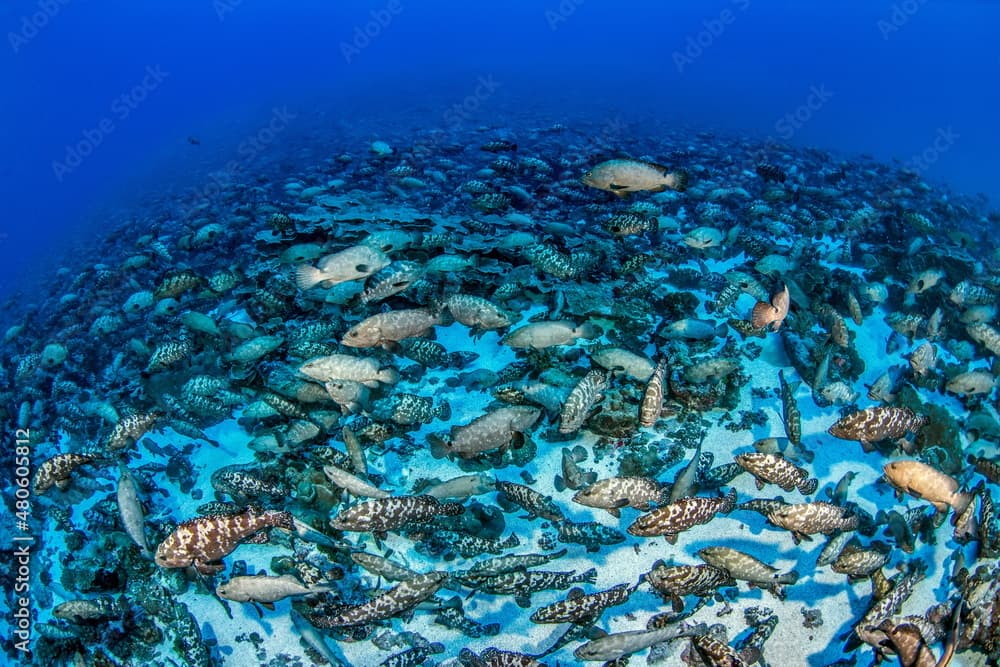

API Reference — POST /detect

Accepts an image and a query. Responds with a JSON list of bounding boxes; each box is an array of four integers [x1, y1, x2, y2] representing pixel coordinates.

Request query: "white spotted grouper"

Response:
[[827, 406, 927, 453], [329, 495, 464, 537], [627, 490, 737, 543], [308, 571, 447, 627], [154, 506, 294, 574]]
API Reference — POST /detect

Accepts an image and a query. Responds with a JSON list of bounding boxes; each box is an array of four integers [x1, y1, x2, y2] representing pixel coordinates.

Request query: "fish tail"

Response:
[[576, 567, 598, 584], [777, 570, 799, 585], [435, 401, 452, 421], [442, 501, 465, 516], [670, 169, 689, 192], [428, 434, 450, 459], [295, 265, 325, 290], [721, 488, 737, 513], [799, 478, 819, 495]]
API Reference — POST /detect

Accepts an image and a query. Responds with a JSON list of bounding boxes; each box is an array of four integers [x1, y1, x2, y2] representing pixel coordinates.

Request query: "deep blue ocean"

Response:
[[4, 2, 1000, 666], [2, 0, 998, 301]]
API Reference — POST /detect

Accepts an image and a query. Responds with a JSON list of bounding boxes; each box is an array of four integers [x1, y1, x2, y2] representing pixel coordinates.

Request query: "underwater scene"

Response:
[[3, 2, 1000, 666]]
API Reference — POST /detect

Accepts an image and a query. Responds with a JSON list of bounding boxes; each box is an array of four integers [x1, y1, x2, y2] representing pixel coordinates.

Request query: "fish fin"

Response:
[[260, 601, 275, 611], [515, 595, 531, 608], [607, 507, 621, 519], [295, 265, 325, 290], [755, 478, 765, 491], [608, 182, 628, 191], [567, 587, 584, 599], [800, 478, 819, 495], [428, 434, 450, 459], [665, 534, 678, 545], [582, 472, 598, 486], [669, 170, 689, 192], [553, 475, 566, 493], [55, 478, 71, 491], [244, 531, 270, 545]]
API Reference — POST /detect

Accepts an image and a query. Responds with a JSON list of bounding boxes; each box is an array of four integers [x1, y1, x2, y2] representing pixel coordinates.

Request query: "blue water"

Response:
[[4, 3, 1000, 666], [2, 0, 998, 301]]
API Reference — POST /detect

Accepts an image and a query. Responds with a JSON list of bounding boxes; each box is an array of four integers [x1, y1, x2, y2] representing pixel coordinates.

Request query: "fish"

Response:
[[827, 406, 927, 453], [417, 529, 520, 558], [574, 621, 707, 662], [323, 464, 389, 499], [473, 648, 547, 667], [145, 337, 195, 373], [752, 436, 814, 463], [423, 473, 495, 500], [750, 282, 790, 331], [216, 573, 333, 607], [644, 562, 735, 611], [638, 358, 668, 427], [581, 159, 688, 198], [295, 244, 390, 290], [556, 520, 626, 552], [381, 642, 447, 667], [816, 530, 855, 567], [554, 446, 597, 492], [697, 546, 799, 599], [904, 268, 946, 295], [372, 393, 450, 425], [778, 370, 802, 445], [591, 347, 656, 381], [660, 318, 726, 341], [530, 583, 635, 624], [945, 369, 995, 396], [572, 476, 666, 517], [33, 453, 95, 494], [853, 567, 924, 650], [299, 353, 399, 387], [431, 406, 541, 459], [309, 572, 448, 627], [601, 213, 658, 237], [360, 261, 424, 304], [908, 342, 937, 377], [502, 320, 600, 349], [627, 490, 737, 543], [668, 438, 703, 503], [323, 379, 370, 414], [816, 303, 850, 347], [683, 226, 724, 249], [154, 506, 294, 574], [967, 322, 1000, 355], [684, 358, 740, 384], [830, 541, 890, 580], [734, 453, 818, 494], [211, 465, 287, 502], [226, 335, 284, 363], [463, 569, 597, 608], [766, 501, 859, 543], [464, 549, 569, 577], [443, 294, 512, 333], [882, 460, 972, 514], [558, 369, 607, 434], [495, 481, 563, 521], [949, 280, 995, 306], [329, 495, 463, 534], [481, 139, 518, 152], [342, 308, 442, 348], [117, 463, 151, 557]]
